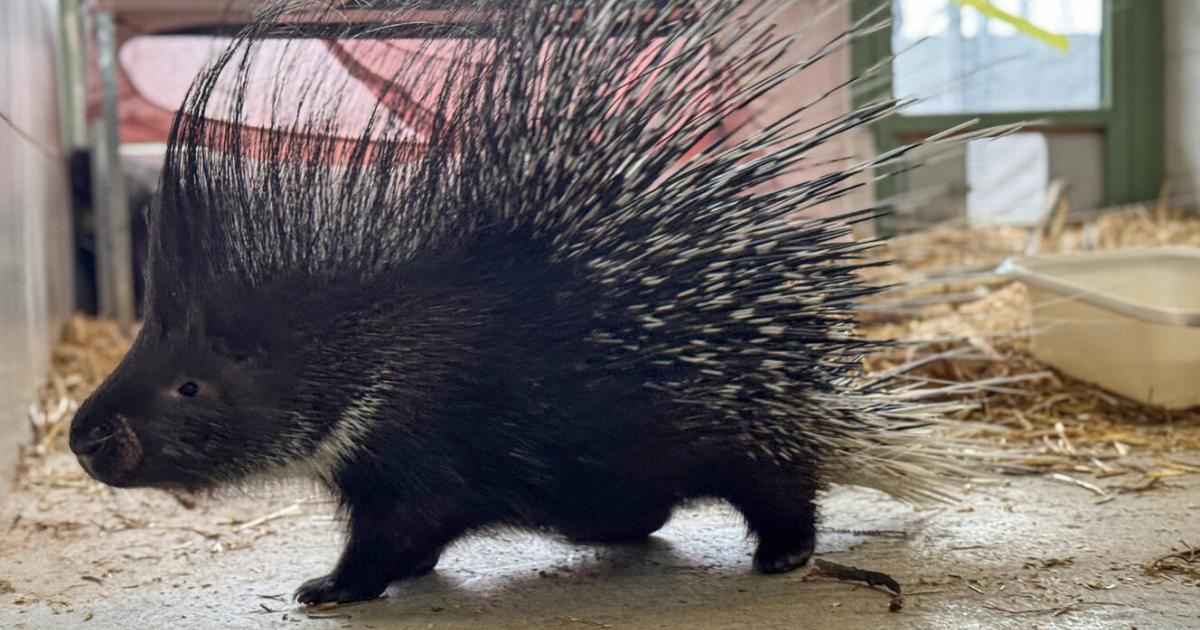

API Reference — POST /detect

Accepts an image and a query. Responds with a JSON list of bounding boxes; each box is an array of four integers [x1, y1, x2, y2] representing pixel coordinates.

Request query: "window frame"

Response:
[[851, 0, 1164, 228]]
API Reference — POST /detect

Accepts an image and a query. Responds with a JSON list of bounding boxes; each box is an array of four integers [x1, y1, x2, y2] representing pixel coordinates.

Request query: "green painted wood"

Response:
[[1106, 0, 1164, 205]]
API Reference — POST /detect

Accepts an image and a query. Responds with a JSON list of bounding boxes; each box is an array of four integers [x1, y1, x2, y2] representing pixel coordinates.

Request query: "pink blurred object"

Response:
[[90, 3, 854, 218]]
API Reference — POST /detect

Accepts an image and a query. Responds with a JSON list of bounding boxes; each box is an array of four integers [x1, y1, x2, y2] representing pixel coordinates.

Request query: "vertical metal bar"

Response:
[[91, 10, 135, 331], [850, 0, 899, 235], [57, 0, 89, 150]]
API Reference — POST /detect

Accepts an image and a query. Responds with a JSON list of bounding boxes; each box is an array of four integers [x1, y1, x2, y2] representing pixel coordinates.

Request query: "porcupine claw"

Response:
[[753, 535, 816, 574], [294, 573, 385, 606]]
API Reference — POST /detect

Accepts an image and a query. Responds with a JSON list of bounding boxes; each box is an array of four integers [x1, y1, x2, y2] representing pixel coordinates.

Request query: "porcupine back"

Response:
[[154, 0, 966, 501]]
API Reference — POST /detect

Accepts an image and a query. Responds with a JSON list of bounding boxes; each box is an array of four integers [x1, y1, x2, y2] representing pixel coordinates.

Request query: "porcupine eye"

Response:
[[178, 382, 200, 398]]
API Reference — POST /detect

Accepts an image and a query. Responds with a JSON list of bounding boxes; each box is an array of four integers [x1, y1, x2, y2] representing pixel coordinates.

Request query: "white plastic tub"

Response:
[[998, 246, 1200, 409]]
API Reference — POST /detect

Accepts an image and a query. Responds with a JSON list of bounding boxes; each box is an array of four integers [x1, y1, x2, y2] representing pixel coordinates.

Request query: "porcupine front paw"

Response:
[[294, 549, 441, 605], [294, 573, 386, 606], [752, 533, 816, 574]]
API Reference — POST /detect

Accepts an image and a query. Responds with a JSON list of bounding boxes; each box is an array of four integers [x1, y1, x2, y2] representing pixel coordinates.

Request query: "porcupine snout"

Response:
[[70, 400, 145, 487]]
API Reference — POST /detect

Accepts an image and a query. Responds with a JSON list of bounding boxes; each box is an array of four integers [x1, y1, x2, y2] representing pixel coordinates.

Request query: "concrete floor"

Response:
[[2, 451, 1198, 629]]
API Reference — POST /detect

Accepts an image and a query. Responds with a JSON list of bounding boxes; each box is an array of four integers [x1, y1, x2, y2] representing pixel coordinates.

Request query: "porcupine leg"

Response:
[[551, 453, 676, 544], [725, 473, 819, 574], [294, 501, 464, 605]]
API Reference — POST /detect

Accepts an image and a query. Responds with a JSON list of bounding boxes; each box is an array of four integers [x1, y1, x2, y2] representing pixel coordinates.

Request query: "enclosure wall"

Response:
[[0, 0, 74, 497]]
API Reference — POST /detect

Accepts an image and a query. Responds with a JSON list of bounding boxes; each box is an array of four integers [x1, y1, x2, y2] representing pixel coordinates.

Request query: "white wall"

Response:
[[0, 0, 75, 494], [1165, 0, 1200, 204]]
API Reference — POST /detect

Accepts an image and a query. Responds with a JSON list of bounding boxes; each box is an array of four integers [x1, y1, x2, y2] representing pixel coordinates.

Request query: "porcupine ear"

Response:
[[201, 281, 284, 365]]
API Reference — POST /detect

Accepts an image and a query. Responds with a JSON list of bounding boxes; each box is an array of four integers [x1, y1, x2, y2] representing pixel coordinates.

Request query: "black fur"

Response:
[[69, 0, 946, 605]]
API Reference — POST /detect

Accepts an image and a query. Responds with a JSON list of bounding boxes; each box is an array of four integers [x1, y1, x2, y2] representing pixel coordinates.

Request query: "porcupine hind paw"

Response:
[[723, 473, 819, 575], [752, 533, 816, 574]]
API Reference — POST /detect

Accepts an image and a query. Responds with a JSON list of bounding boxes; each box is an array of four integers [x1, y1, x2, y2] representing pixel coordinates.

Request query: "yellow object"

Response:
[[951, 0, 1071, 51], [1145, 469, 1188, 479]]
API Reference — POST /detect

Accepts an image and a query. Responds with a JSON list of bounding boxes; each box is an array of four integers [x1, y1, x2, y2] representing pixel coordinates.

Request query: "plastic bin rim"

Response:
[[996, 246, 1200, 328]]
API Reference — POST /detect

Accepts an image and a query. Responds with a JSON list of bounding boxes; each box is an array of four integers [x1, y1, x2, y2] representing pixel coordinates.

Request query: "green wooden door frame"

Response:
[[851, 0, 1164, 220]]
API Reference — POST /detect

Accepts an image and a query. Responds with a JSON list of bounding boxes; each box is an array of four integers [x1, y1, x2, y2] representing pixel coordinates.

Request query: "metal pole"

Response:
[[91, 10, 135, 332], [57, 0, 88, 150]]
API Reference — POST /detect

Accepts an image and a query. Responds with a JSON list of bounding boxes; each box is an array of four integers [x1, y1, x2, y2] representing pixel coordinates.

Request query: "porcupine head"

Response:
[[69, 0, 968, 605]]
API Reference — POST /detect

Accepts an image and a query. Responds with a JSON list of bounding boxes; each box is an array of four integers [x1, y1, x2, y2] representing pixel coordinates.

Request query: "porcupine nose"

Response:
[[69, 404, 143, 485], [70, 413, 113, 473]]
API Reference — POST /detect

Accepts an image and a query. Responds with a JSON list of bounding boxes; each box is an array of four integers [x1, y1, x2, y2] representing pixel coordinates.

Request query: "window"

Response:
[[852, 0, 1164, 230], [893, 0, 1103, 114]]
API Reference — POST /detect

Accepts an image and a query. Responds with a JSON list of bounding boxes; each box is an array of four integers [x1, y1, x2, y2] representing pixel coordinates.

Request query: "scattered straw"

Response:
[[1145, 542, 1200, 583], [861, 207, 1200, 493], [24, 315, 131, 462], [231, 503, 304, 532]]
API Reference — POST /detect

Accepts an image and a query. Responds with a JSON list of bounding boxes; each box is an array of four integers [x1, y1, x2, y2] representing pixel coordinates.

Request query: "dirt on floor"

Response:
[[1, 448, 1198, 629]]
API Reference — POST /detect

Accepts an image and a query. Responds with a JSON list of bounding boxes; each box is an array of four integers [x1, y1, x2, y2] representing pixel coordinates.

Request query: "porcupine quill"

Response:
[[71, 0, 999, 606]]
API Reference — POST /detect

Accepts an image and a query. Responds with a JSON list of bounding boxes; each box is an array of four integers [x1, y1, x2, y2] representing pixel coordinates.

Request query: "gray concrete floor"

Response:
[[2, 451, 1198, 629]]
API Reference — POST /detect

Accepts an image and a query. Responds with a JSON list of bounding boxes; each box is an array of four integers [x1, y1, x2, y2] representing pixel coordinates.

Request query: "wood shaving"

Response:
[[861, 207, 1200, 487]]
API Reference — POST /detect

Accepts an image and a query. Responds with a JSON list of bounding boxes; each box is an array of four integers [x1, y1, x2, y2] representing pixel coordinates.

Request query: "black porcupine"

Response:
[[69, 0, 967, 605]]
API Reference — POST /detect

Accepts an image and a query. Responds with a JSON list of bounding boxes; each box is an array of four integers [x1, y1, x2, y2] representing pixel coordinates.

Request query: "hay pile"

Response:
[[24, 317, 131, 461], [861, 207, 1200, 495]]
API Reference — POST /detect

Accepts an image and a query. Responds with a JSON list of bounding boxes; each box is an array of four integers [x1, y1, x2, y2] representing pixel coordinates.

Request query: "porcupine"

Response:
[[69, 0, 968, 605]]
